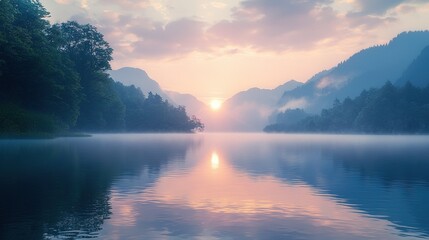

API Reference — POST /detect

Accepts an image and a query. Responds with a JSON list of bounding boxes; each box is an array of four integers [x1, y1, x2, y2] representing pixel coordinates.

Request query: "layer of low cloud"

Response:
[[278, 98, 309, 112]]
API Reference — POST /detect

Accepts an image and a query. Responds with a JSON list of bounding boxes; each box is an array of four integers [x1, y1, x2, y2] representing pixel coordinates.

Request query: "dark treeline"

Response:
[[0, 0, 203, 135], [113, 83, 204, 132], [265, 82, 429, 133]]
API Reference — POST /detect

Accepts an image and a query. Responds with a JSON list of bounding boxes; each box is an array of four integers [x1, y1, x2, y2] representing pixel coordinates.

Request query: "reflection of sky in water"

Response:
[[97, 134, 429, 240], [1, 133, 429, 239]]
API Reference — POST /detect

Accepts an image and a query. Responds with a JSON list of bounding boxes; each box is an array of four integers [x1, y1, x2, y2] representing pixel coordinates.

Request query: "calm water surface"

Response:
[[1, 133, 429, 239]]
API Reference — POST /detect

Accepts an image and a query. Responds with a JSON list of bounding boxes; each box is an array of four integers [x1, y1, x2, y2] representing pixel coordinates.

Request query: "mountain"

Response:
[[211, 80, 303, 132], [165, 91, 208, 117], [109, 67, 172, 102], [109, 67, 211, 130], [397, 45, 429, 87], [279, 31, 429, 113], [109, 67, 303, 132], [227, 80, 303, 106], [267, 82, 429, 133]]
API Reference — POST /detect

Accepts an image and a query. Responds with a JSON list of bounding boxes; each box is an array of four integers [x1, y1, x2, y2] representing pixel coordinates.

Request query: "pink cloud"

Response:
[[207, 0, 390, 52], [129, 18, 209, 57], [66, 0, 428, 59]]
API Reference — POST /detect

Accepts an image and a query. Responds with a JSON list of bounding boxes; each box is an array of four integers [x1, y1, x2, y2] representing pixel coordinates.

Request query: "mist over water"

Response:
[[1, 133, 429, 239]]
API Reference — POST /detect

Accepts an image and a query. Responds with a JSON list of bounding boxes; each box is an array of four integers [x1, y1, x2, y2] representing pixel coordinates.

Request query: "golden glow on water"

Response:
[[109, 195, 137, 227], [3, 133, 428, 240], [106, 147, 409, 239], [113, 148, 408, 239], [98, 134, 429, 239], [211, 152, 220, 170]]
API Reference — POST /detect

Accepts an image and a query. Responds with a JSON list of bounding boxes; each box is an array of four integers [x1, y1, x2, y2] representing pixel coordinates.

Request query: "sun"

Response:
[[210, 99, 222, 111]]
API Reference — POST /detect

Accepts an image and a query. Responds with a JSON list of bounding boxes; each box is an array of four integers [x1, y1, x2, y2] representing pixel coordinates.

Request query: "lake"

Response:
[[1, 133, 429, 240]]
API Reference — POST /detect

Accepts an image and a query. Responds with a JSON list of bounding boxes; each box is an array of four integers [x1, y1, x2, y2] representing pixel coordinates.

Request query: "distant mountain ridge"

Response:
[[279, 31, 429, 113], [109, 66, 303, 131], [227, 80, 302, 106], [397, 45, 429, 87], [167, 80, 303, 132], [214, 80, 303, 131], [108, 30, 429, 132], [165, 91, 207, 116], [109, 67, 172, 102]]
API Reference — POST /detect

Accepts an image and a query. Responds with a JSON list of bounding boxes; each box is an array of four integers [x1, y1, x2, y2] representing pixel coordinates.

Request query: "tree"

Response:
[[266, 82, 429, 133], [0, 1, 205, 134], [0, 0, 81, 131], [51, 21, 113, 76], [51, 21, 123, 131], [113, 84, 204, 132]]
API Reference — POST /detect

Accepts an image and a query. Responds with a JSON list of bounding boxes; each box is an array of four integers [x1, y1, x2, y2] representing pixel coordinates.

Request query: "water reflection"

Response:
[[211, 152, 220, 170], [1, 134, 429, 239], [0, 134, 199, 240], [99, 139, 429, 239], [223, 134, 429, 238]]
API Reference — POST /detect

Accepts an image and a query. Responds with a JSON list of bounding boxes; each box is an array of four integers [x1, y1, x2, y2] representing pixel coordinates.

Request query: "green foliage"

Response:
[[50, 21, 123, 131], [75, 72, 125, 131], [51, 21, 113, 74], [0, 104, 62, 135], [113, 83, 204, 132], [266, 82, 429, 134], [0, 0, 81, 128], [0, 0, 204, 135]]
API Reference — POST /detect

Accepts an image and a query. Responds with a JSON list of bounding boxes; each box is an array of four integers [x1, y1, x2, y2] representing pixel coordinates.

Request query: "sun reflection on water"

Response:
[[98, 134, 429, 240], [211, 152, 220, 170]]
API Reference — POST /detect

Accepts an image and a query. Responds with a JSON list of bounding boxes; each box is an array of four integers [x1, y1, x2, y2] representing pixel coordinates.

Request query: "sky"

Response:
[[40, 0, 429, 103]]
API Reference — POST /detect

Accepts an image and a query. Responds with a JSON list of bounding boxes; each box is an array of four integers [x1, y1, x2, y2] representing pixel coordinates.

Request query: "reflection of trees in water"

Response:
[[226, 140, 429, 237], [327, 144, 429, 185], [0, 136, 198, 240], [323, 143, 429, 237]]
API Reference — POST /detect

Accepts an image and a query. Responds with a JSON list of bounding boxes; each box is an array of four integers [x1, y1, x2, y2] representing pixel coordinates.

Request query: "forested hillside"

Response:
[[265, 82, 429, 133], [0, 0, 203, 136], [278, 31, 429, 113], [397, 45, 429, 88]]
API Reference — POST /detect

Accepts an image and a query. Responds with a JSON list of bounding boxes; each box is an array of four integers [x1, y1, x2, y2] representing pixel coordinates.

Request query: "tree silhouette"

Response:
[[266, 82, 429, 133]]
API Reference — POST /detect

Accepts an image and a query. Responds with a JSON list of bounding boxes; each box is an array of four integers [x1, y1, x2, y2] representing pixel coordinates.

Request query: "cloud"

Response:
[[279, 98, 308, 112], [62, 1, 316, 58], [50, 0, 429, 60], [100, 0, 152, 9], [354, 0, 405, 14], [213, 2, 330, 48], [207, 0, 389, 52], [54, 0, 73, 4], [80, 0, 88, 9], [351, 0, 429, 15], [129, 18, 209, 57], [70, 12, 209, 59], [106, 0, 388, 59], [316, 75, 348, 89], [211, 2, 228, 9]]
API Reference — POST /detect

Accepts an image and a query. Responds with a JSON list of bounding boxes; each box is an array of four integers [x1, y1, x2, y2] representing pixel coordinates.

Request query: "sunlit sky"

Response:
[[41, 0, 429, 103]]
